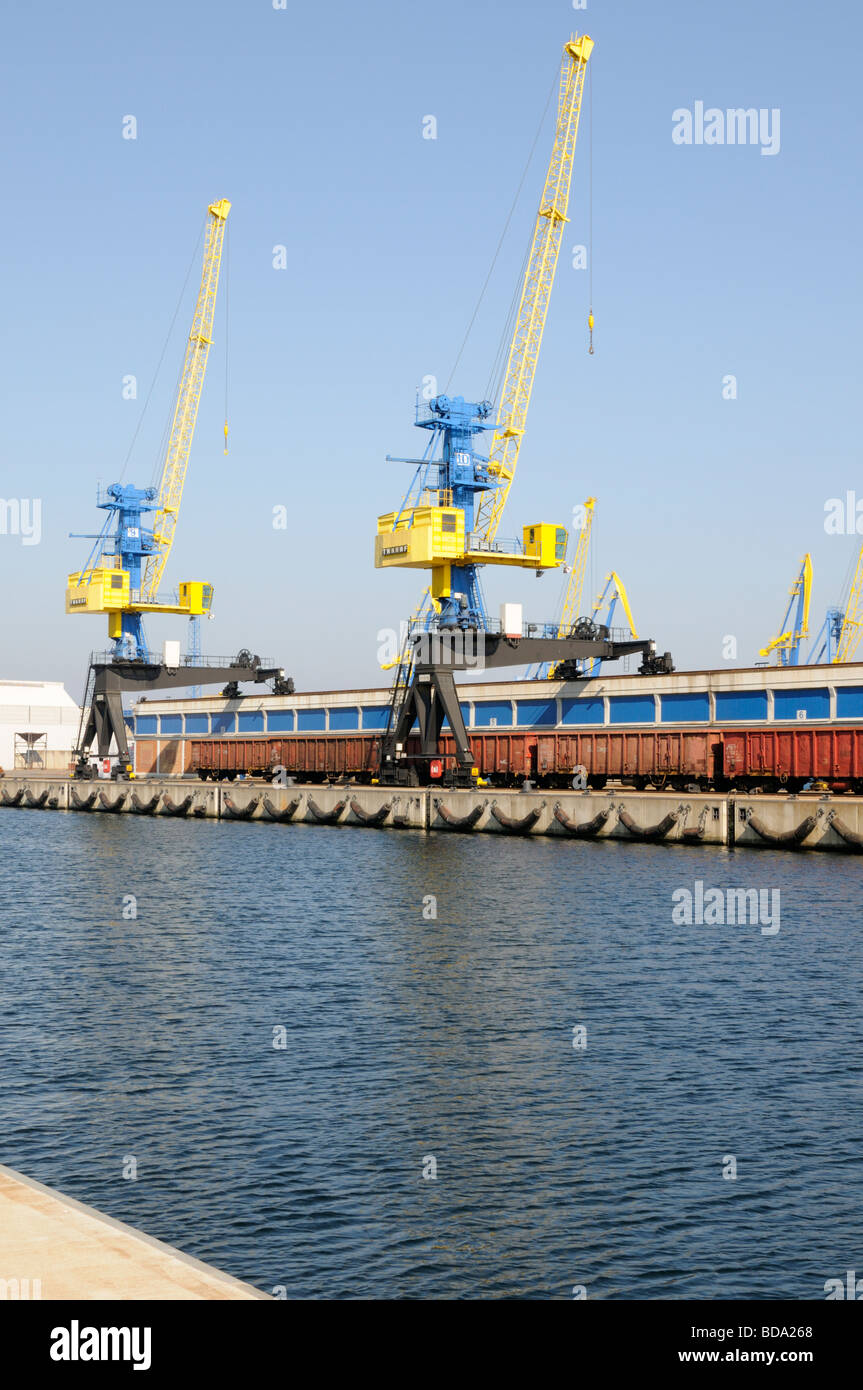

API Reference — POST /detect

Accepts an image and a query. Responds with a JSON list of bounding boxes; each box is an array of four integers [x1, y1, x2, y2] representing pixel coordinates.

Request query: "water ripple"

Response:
[[1, 810, 861, 1298]]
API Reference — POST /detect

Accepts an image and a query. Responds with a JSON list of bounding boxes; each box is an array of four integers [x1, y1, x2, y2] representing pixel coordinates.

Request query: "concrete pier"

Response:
[[0, 1164, 268, 1300], [3, 774, 862, 852]]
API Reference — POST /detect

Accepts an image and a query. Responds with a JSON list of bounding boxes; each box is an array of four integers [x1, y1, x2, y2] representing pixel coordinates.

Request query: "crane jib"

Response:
[[141, 200, 230, 603]]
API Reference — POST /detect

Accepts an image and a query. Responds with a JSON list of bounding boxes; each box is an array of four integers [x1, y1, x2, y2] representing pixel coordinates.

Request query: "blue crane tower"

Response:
[[388, 395, 500, 629], [69, 483, 160, 660]]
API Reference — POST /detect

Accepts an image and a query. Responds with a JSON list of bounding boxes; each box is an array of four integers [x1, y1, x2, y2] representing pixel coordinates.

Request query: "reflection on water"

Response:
[[1, 809, 861, 1299]]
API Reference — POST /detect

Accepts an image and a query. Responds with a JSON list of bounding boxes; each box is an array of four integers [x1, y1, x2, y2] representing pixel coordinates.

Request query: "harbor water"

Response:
[[1, 808, 861, 1299]]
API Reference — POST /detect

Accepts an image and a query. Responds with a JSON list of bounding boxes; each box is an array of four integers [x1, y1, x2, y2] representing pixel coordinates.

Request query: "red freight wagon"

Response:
[[187, 725, 863, 792], [723, 727, 863, 790], [452, 727, 863, 790], [439, 730, 718, 787], [191, 735, 380, 780]]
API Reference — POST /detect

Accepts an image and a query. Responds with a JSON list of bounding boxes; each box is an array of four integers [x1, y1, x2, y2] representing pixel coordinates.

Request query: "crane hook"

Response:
[[588, 308, 595, 356], [224, 419, 229, 456]]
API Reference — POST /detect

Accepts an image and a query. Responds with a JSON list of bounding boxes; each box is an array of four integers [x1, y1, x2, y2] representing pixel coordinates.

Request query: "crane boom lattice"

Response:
[[142, 198, 230, 601], [473, 36, 593, 543], [557, 496, 595, 635]]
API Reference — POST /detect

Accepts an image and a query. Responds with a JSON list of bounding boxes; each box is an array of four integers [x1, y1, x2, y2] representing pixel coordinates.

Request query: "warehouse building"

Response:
[[0, 680, 81, 773]]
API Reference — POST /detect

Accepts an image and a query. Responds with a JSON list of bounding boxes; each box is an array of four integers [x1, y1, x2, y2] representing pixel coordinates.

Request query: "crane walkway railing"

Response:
[[87, 651, 276, 669], [414, 399, 495, 427], [388, 617, 632, 644]]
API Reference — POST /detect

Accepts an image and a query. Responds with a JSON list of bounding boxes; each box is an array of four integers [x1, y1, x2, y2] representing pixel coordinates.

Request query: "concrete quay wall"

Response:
[[3, 777, 863, 852]]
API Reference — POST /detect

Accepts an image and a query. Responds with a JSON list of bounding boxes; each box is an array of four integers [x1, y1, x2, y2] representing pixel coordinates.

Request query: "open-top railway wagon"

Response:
[[186, 724, 863, 793], [133, 664, 863, 792]]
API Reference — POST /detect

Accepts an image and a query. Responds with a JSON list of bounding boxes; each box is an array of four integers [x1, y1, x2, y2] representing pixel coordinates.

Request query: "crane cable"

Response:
[[223, 219, 230, 455], [444, 62, 559, 396], [589, 507, 596, 619], [116, 215, 206, 487], [485, 240, 530, 406], [588, 60, 594, 355]]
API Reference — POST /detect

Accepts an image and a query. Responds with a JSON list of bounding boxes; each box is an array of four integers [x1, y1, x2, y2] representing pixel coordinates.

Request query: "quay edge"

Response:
[[0, 1163, 270, 1301], [3, 776, 863, 851]]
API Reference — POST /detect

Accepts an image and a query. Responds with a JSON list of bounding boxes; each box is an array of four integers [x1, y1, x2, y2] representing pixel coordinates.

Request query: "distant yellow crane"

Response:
[[555, 570, 638, 679], [527, 496, 594, 678], [594, 570, 638, 639], [556, 497, 596, 635], [573, 570, 637, 678], [834, 546, 863, 662], [533, 502, 638, 682], [759, 554, 812, 667]]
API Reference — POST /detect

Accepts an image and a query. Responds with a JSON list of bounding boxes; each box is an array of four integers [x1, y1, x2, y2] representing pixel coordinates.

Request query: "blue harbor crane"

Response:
[[66, 199, 288, 777], [372, 37, 672, 785]]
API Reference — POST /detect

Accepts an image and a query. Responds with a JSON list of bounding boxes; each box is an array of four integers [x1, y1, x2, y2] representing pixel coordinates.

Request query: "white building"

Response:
[[0, 680, 81, 772]]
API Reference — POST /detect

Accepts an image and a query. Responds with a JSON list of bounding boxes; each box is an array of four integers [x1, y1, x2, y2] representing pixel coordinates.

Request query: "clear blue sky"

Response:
[[1, 0, 861, 697]]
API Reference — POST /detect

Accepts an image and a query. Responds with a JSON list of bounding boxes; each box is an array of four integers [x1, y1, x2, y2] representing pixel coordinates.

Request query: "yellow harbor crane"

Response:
[[375, 35, 594, 641], [556, 496, 596, 636], [759, 554, 812, 667], [65, 196, 285, 780], [374, 36, 670, 784], [834, 545, 863, 662], [578, 570, 639, 676], [548, 568, 639, 680], [66, 198, 231, 658], [527, 502, 639, 680], [526, 495, 595, 677], [594, 571, 638, 639]]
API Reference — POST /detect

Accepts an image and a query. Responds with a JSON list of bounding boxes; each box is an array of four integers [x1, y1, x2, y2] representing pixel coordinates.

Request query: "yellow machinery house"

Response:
[[375, 509, 566, 572], [65, 568, 130, 613], [375, 507, 465, 569], [65, 569, 213, 641]]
